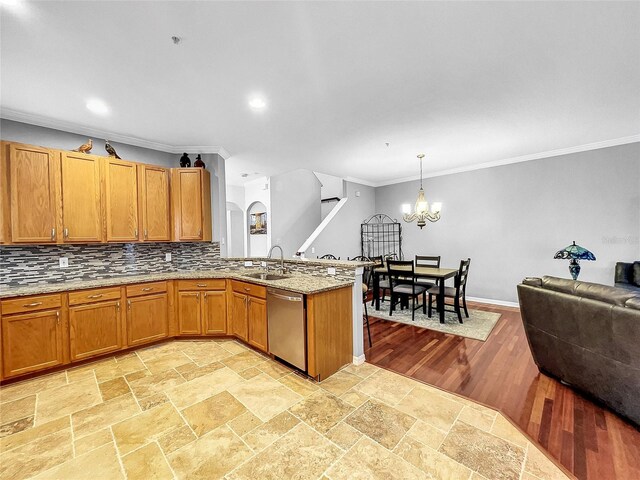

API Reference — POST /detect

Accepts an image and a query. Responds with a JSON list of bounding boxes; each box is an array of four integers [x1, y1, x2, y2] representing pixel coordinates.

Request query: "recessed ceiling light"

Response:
[[248, 97, 266, 110], [86, 99, 109, 116]]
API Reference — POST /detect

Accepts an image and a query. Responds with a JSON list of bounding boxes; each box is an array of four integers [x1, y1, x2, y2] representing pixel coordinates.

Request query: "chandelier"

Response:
[[401, 154, 442, 229]]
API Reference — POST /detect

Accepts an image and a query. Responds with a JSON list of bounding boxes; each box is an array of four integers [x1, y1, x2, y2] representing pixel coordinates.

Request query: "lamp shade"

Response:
[[554, 241, 596, 261]]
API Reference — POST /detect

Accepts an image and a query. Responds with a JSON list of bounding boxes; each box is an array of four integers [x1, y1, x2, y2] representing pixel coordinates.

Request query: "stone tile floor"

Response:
[[0, 339, 570, 480]]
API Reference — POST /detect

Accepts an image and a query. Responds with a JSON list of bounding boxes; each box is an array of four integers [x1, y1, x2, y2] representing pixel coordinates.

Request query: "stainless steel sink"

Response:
[[243, 272, 290, 281]]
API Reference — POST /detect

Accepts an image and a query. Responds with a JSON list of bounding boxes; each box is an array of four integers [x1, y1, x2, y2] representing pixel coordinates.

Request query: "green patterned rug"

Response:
[[370, 306, 501, 341]]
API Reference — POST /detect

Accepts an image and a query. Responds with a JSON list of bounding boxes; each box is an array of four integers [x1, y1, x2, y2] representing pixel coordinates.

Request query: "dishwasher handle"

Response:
[[268, 291, 302, 302]]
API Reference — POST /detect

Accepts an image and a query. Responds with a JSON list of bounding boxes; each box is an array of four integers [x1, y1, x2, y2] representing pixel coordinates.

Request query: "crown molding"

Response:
[[0, 108, 231, 158], [373, 134, 640, 187], [344, 176, 378, 187]]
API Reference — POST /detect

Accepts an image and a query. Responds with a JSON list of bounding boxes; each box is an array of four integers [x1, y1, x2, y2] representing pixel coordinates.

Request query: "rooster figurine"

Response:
[[105, 140, 121, 159], [72, 139, 93, 154]]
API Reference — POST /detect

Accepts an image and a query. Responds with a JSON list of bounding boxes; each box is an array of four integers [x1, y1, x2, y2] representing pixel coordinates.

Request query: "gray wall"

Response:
[[311, 181, 376, 260], [270, 169, 321, 257], [375, 142, 640, 303], [0, 119, 225, 250]]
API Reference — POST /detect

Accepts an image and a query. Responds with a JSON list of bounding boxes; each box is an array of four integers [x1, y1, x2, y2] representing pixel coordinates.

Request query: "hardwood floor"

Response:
[[365, 301, 640, 480]]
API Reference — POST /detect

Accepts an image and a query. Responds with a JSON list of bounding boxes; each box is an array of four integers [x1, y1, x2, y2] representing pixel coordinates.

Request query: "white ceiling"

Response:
[[1, 1, 639, 186]]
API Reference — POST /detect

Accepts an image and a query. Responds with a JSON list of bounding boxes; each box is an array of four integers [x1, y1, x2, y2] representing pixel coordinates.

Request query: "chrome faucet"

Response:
[[268, 245, 286, 274]]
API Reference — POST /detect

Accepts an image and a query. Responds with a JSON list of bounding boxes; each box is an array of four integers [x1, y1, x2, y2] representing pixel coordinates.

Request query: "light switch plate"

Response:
[[245, 261, 254, 267], [311, 247, 315, 254], [59, 257, 69, 268], [327, 267, 336, 275], [165, 253, 172, 262]]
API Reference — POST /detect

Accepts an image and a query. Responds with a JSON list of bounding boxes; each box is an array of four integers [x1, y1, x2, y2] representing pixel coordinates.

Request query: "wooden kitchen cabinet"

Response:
[[177, 291, 202, 335], [126, 292, 169, 346], [1, 302, 65, 378], [170, 168, 212, 241], [138, 164, 170, 241], [176, 280, 227, 336], [104, 158, 139, 242], [229, 281, 267, 351], [247, 296, 268, 352], [61, 152, 103, 242], [69, 299, 122, 361], [3, 142, 60, 244]]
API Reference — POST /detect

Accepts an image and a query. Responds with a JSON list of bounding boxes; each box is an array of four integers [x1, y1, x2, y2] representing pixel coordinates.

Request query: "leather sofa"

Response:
[[615, 261, 640, 291], [517, 276, 640, 426]]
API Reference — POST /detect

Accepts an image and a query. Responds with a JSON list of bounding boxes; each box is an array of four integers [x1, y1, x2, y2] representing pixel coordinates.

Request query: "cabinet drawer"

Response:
[[2, 294, 62, 316], [126, 281, 167, 298], [231, 280, 266, 299], [68, 287, 121, 306], [177, 279, 226, 291]]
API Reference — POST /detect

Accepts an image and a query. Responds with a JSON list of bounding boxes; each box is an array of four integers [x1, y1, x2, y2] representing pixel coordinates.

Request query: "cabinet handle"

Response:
[[87, 294, 103, 299], [204, 292, 207, 299], [23, 301, 43, 307], [116, 301, 120, 311], [144, 229, 148, 239], [134, 228, 139, 237], [56, 311, 60, 325], [244, 288, 251, 292], [127, 300, 131, 310], [51, 228, 56, 240], [196, 283, 207, 287], [141, 287, 153, 292], [64, 228, 69, 238], [198, 228, 202, 237]]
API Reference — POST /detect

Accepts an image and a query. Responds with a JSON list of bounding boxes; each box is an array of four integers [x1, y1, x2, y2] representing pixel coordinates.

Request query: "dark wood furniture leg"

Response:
[[438, 279, 445, 324]]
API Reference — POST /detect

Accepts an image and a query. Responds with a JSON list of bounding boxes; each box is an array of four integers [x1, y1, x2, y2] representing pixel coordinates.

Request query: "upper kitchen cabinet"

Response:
[[104, 158, 139, 242], [61, 151, 104, 243], [1, 142, 60, 244], [138, 164, 171, 242], [170, 168, 212, 242]]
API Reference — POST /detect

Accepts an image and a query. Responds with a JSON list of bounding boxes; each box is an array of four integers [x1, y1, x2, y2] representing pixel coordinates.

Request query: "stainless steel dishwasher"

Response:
[[267, 288, 306, 371]]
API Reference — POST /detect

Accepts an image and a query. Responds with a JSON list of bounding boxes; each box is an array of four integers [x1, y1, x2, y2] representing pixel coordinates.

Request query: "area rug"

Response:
[[370, 306, 501, 341]]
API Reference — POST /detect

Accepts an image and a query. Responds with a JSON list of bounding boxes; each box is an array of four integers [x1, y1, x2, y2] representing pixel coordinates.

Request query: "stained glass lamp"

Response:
[[554, 241, 596, 280]]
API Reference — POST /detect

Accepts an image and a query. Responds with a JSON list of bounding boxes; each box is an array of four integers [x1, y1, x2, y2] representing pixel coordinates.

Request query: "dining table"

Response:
[[371, 264, 459, 324]]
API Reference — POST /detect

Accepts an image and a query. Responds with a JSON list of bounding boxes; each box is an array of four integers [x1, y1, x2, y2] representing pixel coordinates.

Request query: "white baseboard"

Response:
[[467, 296, 520, 308], [352, 354, 366, 365]]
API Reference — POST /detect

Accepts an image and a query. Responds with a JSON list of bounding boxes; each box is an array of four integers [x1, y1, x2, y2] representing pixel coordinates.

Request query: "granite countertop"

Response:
[[0, 268, 355, 299], [226, 257, 374, 267]]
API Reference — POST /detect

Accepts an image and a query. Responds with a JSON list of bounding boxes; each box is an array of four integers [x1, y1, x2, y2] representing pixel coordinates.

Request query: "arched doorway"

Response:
[[226, 202, 244, 257], [247, 201, 268, 257]]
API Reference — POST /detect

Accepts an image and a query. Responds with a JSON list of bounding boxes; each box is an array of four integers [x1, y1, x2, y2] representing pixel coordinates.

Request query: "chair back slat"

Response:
[[415, 255, 441, 268], [387, 260, 414, 285], [349, 256, 370, 262], [318, 254, 339, 260], [455, 258, 471, 293]]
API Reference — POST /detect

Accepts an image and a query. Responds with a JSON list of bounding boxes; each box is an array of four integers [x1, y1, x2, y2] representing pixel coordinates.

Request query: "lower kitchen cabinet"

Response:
[[2, 308, 65, 378], [229, 292, 249, 341], [177, 291, 202, 335], [203, 290, 226, 334], [69, 300, 122, 361], [247, 297, 268, 352], [126, 293, 169, 346]]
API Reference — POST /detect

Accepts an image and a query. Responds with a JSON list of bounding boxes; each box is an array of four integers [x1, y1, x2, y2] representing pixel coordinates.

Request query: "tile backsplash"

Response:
[[1, 243, 222, 287], [0, 242, 359, 288]]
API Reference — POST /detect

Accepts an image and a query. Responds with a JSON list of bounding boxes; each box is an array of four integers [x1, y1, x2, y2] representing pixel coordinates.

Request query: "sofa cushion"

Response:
[[626, 296, 640, 310], [575, 282, 639, 307], [633, 262, 640, 287], [541, 276, 576, 295]]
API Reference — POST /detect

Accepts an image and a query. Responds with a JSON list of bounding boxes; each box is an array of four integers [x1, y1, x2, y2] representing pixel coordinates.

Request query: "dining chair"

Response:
[[370, 256, 390, 306], [361, 263, 373, 347], [387, 260, 427, 321], [415, 255, 441, 289], [427, 258, 471, 323], [318, 254, 340, 260]]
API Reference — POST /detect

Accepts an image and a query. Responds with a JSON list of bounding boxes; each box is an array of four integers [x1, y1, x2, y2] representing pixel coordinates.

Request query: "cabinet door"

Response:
[[61, 152, 103, 242], [8, 144, 59, 243], [203, 290, 226, 335], [230, 292, 248, 341], [140, 165, 170, 241], [177, 291, 201, 335], [247, 297, 268, 352], [126, 293, 168, 346], [69, 300, 122, 361], [105, 159, 139, 242], [2, 309, 64, 377], [172, 169, 203, 240]]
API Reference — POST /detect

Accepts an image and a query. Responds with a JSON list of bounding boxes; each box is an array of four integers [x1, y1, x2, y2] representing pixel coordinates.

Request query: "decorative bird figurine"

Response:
[[72, 139, 92, 154], [194, 154, 205, 169], [105, 140, 121, 159]]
